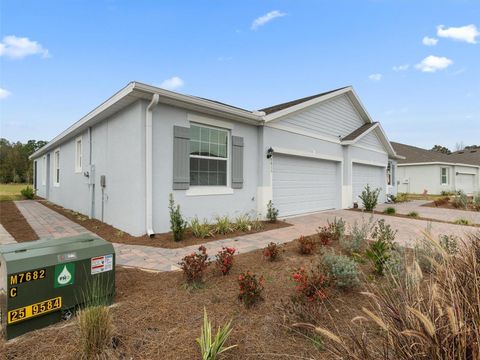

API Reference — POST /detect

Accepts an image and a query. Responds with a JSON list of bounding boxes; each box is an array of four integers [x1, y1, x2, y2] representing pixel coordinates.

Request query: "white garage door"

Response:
[[456, 173, 475, 194], [352, 163, 386, 203], [272, 155, 339, 217]]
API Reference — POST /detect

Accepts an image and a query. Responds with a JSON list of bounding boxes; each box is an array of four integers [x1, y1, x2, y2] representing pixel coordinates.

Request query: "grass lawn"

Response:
[[404, 193, 445, 201], [0, 183, 29, 201]]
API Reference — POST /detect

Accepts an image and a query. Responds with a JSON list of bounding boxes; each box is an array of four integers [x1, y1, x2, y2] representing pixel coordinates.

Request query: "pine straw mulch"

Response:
[[1, 236, 383, 360], [37, 199, 291, 249], [0, 201, 38, 242]]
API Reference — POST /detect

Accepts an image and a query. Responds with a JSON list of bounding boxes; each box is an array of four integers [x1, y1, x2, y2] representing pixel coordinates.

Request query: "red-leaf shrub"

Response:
[[263, 242, 280, 261], [317, 224, 336, 245], [215, 247, 236, 275], [238, 271, 264, 308], [298, 235, 316, 255], [292, 267, 329, 302], [178, 245, 208, 283]]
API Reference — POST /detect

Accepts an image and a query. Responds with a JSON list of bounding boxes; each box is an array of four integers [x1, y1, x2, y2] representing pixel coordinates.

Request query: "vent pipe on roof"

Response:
[[146, 94, 159, 237]]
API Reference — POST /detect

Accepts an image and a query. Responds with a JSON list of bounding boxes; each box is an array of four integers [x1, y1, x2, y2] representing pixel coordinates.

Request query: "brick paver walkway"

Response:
[[376, 200, 480, 224], [15, 200, 91, 239], [0, 224, 16, 245], [14, 200, 477, 272]]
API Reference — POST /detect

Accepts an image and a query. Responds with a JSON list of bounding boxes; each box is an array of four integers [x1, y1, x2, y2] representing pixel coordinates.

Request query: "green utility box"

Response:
[[0, 234, 115, 340]]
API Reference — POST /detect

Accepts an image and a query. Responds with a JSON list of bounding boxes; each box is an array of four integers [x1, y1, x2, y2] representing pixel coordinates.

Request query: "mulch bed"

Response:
[[422, 200, 479, 212], [1, 236, 381, 360], [348, 208, 480, 227], [0, 201, 38, 242], [38, 200, 291, 249]]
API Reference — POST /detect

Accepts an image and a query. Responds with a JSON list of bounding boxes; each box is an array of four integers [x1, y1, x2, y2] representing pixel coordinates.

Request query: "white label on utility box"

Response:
[[91, 254, 113, 275]]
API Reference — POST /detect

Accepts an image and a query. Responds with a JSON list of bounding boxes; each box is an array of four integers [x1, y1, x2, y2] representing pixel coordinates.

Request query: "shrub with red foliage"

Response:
[[238, 271, 265, 308], [317, 223, 336, 245], [263, 242, 280, 261], [215, 247, 236, 275], [298, 235, 316, 255], [292, 267, 329, 302], [178, 245, 208, 283]]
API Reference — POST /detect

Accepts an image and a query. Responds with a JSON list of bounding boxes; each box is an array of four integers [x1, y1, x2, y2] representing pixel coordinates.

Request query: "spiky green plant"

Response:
[[197, 308, 237, 360]]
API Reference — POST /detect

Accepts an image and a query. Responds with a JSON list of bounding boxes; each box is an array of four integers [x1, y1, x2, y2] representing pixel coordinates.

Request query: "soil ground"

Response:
[[0, 201, 38, 241], [422, 200, 479, 213], [1, 236, 381, 360], [38, 199, 291, 249]]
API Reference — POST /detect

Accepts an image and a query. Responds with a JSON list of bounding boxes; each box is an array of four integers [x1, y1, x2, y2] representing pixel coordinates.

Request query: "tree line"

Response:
[[0, 138, 47, 183]]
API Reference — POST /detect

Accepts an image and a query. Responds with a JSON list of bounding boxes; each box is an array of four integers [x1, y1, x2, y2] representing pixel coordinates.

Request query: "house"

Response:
[[392, 142, 480, 195], [30, 82, 401, 236]]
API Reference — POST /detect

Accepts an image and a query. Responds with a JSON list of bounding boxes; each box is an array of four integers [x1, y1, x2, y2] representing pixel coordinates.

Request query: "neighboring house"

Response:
[[30, 82, 401, 236], [392, 142, 480, 195]]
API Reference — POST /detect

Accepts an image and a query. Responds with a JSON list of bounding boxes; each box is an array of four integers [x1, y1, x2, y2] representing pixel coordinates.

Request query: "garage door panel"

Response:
[[273, 155, 339, 217], [352, 163, 386, 203], [456, 174, 475, 194]]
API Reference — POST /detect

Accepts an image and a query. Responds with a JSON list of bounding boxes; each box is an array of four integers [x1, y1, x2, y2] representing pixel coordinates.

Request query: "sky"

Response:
[[1, 0, 479, 150]]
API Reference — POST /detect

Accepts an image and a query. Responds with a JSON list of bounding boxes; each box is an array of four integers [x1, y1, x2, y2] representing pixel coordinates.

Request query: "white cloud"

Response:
[[415, 55, 453, 72], [393, 64, 409, 71], [437, 24, 480, 44], [0, 87, 11, 99], [251, 10, 286, 30], [368, 73, 383, 81], [422, 36, 438, 46], [159, 76, 184, 90], [0, 35, 49, 59]]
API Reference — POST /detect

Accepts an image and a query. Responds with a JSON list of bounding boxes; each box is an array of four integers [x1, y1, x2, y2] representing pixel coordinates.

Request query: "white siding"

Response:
[[356, 131, 384, 152], [274, 95, 365, 140]]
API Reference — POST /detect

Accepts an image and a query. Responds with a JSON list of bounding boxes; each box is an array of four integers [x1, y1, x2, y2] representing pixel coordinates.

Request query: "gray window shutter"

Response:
[[173, 126, 190, 190], [231, 136, 244, 189]]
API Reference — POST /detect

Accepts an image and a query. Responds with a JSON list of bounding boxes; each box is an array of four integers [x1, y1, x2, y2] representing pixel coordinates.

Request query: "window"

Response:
[[441, 167, 449, 185], [42, 156, 46, 185], [189, 124, 228, 186], [75, 137, 82, 173], [53, 149, 60, 186]]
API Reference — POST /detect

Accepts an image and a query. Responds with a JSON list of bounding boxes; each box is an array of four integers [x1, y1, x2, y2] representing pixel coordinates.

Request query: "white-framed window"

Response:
[[53, 149, 60, 187], [42, 155, 46, 185], [189, 124, 229, 186], [75, 137, 82, 173], [441, 167, 449, 185]]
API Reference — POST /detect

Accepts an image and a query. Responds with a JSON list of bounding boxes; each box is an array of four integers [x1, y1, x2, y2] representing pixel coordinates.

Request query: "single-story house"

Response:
[[392, 142, 480, 195], [30, 82, 401, 236]]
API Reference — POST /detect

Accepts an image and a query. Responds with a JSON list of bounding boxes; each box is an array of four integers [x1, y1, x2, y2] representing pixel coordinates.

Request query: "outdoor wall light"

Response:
[[266, 147, 274, 159]]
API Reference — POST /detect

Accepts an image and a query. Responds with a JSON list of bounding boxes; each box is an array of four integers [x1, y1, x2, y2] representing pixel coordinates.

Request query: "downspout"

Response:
[[88, 126, 95, 218], [146, 94, 159, 237]]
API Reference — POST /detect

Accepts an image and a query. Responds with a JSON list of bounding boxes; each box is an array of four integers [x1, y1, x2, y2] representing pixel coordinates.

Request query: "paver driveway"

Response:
[[12, 200, 478, 272], [377, 200, 480, 224]]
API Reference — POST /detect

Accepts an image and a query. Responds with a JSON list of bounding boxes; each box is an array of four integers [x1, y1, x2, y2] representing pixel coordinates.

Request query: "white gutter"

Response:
[[146, 93, 159, 237]]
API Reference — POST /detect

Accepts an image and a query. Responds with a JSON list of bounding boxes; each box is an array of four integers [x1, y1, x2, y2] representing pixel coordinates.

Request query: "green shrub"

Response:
[[473, 192, 480, 210], [250, 218, 264, 231], [214, 216, 234, 235], [266, 200, 279, 222], [454, 218, 470, 225], [169, 194, 187, 241], [394, 193, 409, 203], [330, 217, 346, 241], [340, 217, 373, 254], [190, 217, 213, 239], [407, 211, 419, 218], [359, 184, 380, 211], [365, 219, 397, 275], [197, 308, 236, 360], [441, 190, 455, 196], [452, 191, 468, 209], [383, 207, 396, 215], [439, 234, 459, 255], [20, 186, 34, 199], [322, 253, 360, 289], [234, 214, 251, 232]]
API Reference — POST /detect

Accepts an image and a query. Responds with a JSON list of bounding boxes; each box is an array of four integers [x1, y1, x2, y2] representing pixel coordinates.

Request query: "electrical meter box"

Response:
[[0, 234, 115, 340]]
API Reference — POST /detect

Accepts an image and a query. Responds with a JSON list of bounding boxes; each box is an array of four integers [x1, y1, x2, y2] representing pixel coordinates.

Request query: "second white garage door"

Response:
[[352, 163, 386, 203], [272, 155, 340, 217], [456, 173, 476, 194]]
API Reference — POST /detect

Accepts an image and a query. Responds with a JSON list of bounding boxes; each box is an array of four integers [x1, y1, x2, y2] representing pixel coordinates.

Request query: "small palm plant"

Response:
[[197, 308, 237, 360]]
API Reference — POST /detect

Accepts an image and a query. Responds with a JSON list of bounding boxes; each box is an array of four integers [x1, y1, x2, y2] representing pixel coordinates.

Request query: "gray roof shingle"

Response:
[[392, 142, 480, 166], [342, 122, 378, 141]]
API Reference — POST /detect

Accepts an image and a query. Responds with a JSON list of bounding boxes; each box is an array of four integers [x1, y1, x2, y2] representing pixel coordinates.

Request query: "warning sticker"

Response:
[[91, 254, 113, 275]]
